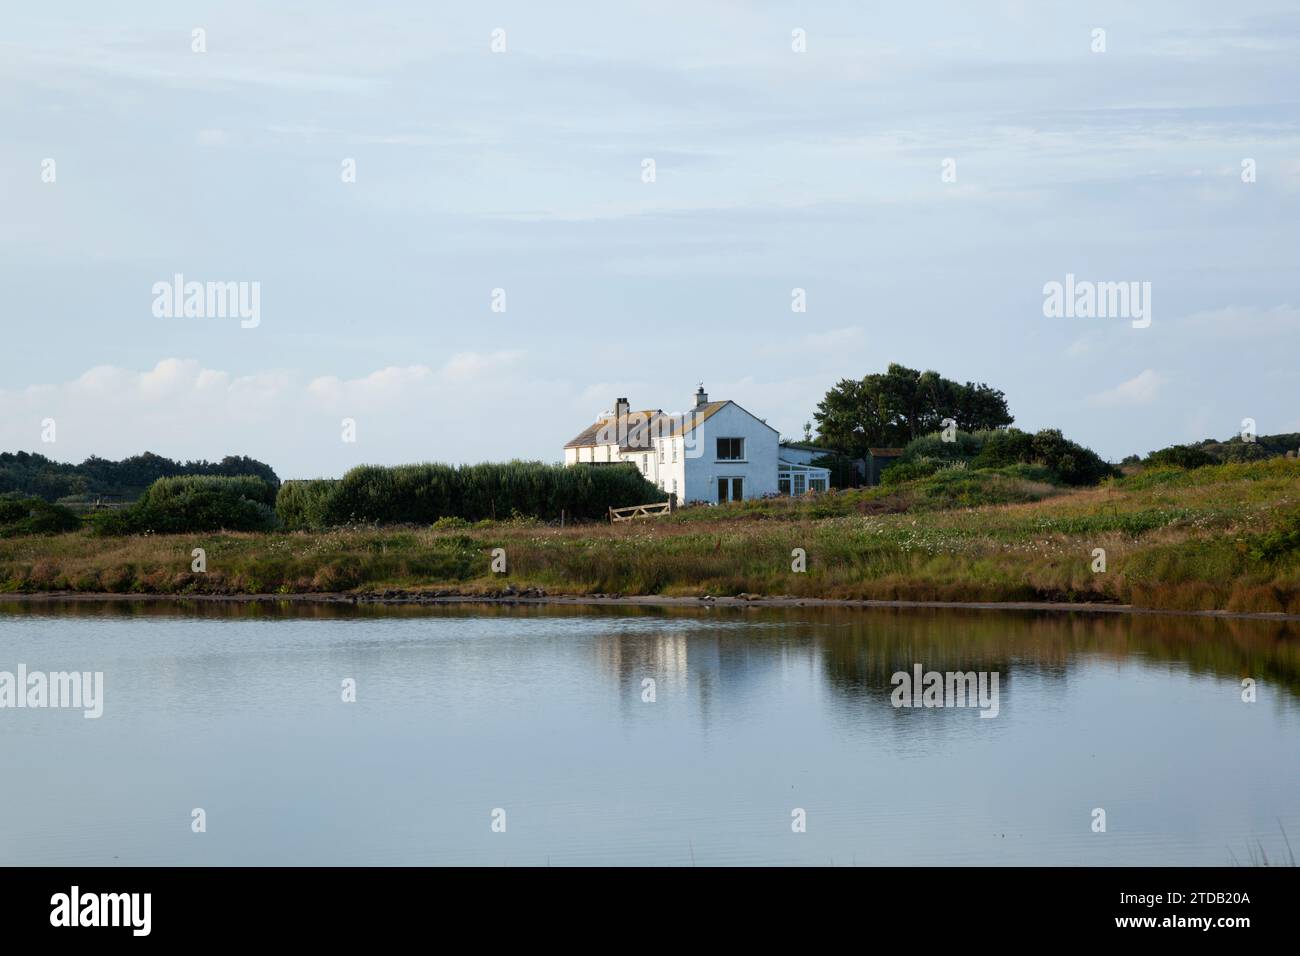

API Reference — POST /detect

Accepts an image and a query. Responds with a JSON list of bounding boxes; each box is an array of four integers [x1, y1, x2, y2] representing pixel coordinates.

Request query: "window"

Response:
[[672, 478, 678, 495], [810, 477, 827, 492], [716, 437, 744, 460], [718, 477, 744, 502], [642, 454, 649, 474], [793, 474, 806, 496], [671, 440, 677, 463], [658, 441, 665, 464], [778, 476, 791, 495]]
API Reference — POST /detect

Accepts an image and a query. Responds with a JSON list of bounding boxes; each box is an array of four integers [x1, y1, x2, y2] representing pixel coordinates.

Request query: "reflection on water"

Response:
[[1, 600, 1297, 866]]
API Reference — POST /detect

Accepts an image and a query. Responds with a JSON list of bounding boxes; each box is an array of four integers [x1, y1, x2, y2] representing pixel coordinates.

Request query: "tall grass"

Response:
[[139, 474, 278, 508], [275, 479, 338, 530], [278, 461, 664, 529]]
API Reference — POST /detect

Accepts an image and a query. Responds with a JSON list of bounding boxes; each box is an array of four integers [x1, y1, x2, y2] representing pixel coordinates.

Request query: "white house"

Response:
[[563, 386, 830, 504]]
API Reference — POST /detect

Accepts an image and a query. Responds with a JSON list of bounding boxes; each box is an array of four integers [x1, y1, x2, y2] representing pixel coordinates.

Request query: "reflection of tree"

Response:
[[5, 599, 1297, 705], [810, 607, 1300, 703]]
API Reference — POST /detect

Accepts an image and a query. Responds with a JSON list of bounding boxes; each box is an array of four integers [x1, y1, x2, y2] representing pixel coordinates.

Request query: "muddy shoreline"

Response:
[[4, 589, 1300, 621]]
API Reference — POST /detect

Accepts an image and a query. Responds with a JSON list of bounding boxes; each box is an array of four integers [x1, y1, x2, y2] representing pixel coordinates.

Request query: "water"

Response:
[[1, 600, 1297, 866]]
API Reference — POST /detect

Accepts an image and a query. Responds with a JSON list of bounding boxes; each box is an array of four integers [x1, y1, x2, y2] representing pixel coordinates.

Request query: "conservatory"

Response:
[[777, 458, 831, 496]]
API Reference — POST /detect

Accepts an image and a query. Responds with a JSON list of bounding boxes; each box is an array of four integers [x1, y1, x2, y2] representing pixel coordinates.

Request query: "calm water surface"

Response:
[[1, 601, 1297, 866]]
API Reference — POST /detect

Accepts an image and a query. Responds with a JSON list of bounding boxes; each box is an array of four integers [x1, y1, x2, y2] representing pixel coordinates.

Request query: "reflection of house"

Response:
[[563, 386, 830, 503]]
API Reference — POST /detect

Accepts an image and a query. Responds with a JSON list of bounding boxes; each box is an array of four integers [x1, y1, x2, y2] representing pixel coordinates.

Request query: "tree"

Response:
[[813, 364, 1013, 458]]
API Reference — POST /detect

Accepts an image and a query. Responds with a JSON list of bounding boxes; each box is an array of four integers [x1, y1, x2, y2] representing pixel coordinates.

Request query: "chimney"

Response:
[[694, 384, 708, 407], [614, 397, 630, 417]]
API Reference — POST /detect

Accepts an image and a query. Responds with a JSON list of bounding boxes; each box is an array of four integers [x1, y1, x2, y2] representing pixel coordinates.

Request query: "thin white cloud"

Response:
[[1088, 369, 1167, 407]]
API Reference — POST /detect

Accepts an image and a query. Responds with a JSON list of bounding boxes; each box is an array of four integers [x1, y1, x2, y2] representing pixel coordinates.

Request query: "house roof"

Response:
[[868, 447, 906, 457], [659, 401, 729, 437], [566, 400, 780, 451], [780, 441, 851, 456], [564, 409, 662, 451]]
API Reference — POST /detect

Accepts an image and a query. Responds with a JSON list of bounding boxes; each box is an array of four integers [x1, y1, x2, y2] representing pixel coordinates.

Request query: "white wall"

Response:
[[683, 403, 779, 503], [779, 444, 823, 466]]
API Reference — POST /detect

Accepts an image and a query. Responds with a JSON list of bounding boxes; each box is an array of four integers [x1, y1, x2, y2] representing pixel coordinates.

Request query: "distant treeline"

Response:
[[1129, 433, 1300, 469], [0, 451, 280, 502]]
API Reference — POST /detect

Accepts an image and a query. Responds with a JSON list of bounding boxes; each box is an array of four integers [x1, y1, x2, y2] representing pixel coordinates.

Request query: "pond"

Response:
[[1, 600, 1296, 866]]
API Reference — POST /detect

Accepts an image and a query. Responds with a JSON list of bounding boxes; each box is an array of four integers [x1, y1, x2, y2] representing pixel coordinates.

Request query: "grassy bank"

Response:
[[2, 459, 1299, 613]]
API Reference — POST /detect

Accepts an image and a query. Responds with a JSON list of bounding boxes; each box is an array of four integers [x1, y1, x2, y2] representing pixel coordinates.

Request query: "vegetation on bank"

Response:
[[91, 475, 280, 535], [883, 427, 1116, 487], [0, 498, 81, 538], [18, 461, 665, 537], [276, 461, 664, 528], [3, 458, 1298, 613]]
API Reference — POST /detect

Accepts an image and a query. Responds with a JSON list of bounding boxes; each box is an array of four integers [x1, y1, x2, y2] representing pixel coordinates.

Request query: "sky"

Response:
[[1, 0, 1297, 478]]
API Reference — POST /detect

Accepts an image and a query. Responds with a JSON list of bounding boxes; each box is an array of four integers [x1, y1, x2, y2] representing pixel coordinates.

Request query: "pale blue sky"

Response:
[[2, 1, 1298, 477]]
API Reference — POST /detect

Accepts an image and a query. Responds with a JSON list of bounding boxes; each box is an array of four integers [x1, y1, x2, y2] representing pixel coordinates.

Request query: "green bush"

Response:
[[975, 428, 1115, 485], [276, 479, 339, 530], [899, 429, 991, 463], [0, 497, 82, 537], [907, 467, 1058, 510], [1143, 444, 1216, 470], [881, 458, 943, 486], [276, 461, 665, 530], [94, 475, 279, 535], [431, 515, 471, 530], [1249, 508, 1300, 562], [138, 474, 277, 509]]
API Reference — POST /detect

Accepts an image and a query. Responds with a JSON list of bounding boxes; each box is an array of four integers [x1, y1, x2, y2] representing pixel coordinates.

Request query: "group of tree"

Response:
[[809, 363, 1122, 486], [0, 451, 279, 503], [1127, 432, 1300, 470], [810, 363, 1300, 487], [813, 363, 1014, 459]]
